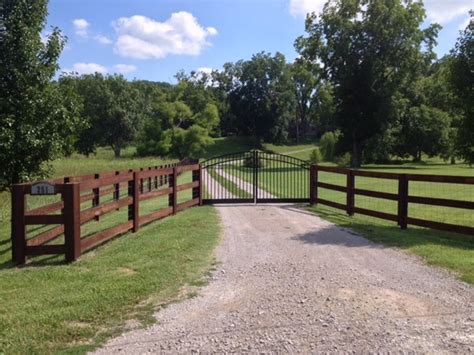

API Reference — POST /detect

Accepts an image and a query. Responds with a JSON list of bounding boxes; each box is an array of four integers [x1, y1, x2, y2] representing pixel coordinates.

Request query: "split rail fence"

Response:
[[11, 163, 201, 264], [310, 165, 474, 236], [11, 161, 474, 265]]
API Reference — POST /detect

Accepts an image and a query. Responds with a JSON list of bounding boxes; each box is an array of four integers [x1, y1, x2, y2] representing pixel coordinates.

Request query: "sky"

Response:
[[45, 0, 473, 83]]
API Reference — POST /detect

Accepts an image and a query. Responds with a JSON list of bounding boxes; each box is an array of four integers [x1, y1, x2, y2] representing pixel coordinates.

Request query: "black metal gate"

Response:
[[201, 150, 310, 204]]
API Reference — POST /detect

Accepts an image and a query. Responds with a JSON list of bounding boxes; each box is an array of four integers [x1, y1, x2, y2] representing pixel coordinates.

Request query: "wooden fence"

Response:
[[11, 163, 202, 265], [310, 165, 474, 236]]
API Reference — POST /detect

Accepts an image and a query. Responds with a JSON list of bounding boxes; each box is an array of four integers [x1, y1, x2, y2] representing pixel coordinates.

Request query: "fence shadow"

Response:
[[284, 204, 474, 253]]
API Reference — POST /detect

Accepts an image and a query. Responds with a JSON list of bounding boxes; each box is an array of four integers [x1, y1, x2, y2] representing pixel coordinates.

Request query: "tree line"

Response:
[[0, 0, 473, 191]]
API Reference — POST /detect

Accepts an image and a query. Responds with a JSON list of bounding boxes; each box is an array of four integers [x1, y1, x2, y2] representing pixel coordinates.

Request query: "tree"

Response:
[[136, 92, 218, 159], [450, 13, 474, 165], [290, 60, 320, 142], [296, 0, 440, 167], [72, 74, 143, 157], [394, 104, 451, 161], [224, 52, 296, 143], [0, 0, 80, 190], [319, 130, 340, 161]]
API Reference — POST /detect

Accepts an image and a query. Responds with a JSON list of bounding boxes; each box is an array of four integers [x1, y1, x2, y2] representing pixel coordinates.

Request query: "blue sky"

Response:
[[45, 0, 472, 82]]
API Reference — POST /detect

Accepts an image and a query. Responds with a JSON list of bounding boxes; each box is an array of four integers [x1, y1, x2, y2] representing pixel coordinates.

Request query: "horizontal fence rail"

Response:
[[11, 158, 473, 265], [11, 162, 202, 264], [310, 165, 474, 236]]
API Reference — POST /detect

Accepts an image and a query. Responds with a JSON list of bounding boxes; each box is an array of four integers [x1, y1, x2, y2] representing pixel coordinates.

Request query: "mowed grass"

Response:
[[263, 141, 318, 161], [0, 147, 221, 354]]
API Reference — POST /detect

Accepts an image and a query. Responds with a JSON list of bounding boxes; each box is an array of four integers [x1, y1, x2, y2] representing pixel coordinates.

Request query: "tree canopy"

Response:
[[295, 0, 440, 167], [0, 0, 80, 190]]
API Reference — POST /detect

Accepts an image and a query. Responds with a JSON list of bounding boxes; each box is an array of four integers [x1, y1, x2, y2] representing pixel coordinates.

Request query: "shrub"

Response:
[[309, 148, 323, 164], [243, 154, 265, 168], [319, 130, 340, 161], [335, 152, 351, 167]]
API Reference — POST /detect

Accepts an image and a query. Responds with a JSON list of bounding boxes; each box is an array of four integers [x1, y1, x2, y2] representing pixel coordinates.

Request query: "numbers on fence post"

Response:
[[31, 182, 55, 195]]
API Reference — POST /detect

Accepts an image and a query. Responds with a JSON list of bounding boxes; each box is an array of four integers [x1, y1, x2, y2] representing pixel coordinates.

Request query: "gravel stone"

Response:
[[94, 204, 474, 353]]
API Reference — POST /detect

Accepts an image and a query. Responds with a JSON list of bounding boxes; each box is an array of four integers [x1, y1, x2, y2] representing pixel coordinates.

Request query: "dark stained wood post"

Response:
[[398, 174, 409, 229], [114, 171, 120, 201], [148, 167, 152, 192], [192, 165, 201, 205], [346, 170, 355, 216], [93, 173, 100, 221], [11, 184, 26, 264], [159, 165, 164, 187], [139, 168, 144, 194], [64, 183, 81, 262], [132, 171, 140, 232], [169, 167, 178, 214], [310, 165, 318, 206], [127, 169, 134, 224], [154, 166, 158, 189], [199, 164, 203, 206]]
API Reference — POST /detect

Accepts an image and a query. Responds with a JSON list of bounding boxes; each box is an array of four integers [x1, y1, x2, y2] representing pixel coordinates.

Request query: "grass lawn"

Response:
[[0, 147, 221, 354], [262, 142, 318, 161], [201, 136, 257, 159]]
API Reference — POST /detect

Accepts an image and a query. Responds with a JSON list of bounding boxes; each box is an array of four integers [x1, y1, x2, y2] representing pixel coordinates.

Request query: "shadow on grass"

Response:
[[296, 205, 474, 252], [0, 252, 67, 270]]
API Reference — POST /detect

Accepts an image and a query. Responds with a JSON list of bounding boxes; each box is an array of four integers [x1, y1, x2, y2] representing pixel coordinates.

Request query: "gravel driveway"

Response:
[[95, 204, 473, 353]]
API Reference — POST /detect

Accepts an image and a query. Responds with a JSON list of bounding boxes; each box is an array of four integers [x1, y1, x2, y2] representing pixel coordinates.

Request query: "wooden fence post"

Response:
[[154, 166, 158, 189], [114, 171, 120, 200], [64, 183, 81, 262], [11, 185, 26, 265], [93, 173, 100, 221], [133, 172, 140, 232], [398, 174, 409, 229], [346, 170, 355, 216], [310, 165, 318, 206], [169, 167, 178, 214], [192, 165, 201, 205]]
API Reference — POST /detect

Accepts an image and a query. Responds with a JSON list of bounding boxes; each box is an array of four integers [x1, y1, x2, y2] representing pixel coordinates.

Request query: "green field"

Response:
[[0, 147, 220, 354]]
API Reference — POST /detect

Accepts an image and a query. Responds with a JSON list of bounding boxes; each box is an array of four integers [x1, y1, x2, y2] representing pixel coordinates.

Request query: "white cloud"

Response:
[[113, 12, 218, 59], [458, 16, 472, 30], [65, 62, 108, 75], [114, 64, 138, 74], [94, 34, 112, 45], [73, 18, 90, 37], [424, 0, 471, 24], [289, 0, 326, 17]]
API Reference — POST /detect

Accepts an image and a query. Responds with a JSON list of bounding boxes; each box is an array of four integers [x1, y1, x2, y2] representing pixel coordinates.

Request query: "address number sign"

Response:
[[31, 182, 56, 195]]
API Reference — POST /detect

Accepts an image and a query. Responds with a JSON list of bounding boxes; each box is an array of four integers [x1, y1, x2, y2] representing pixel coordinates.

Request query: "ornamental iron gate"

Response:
[[201, 150, 310, 204]]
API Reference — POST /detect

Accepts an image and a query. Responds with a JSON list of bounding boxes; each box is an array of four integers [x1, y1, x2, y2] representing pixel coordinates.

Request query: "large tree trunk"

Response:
[[351, 138, 362, 168], [295, 119, 300, 144], [113, 145, 121, 158]]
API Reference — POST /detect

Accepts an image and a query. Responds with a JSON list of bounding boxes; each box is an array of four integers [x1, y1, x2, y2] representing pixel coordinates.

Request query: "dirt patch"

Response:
[[94, 204, 473, 353]]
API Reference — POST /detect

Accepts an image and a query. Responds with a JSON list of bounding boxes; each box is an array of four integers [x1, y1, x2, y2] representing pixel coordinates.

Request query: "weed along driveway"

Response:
[[95, 204, 474, 353]]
